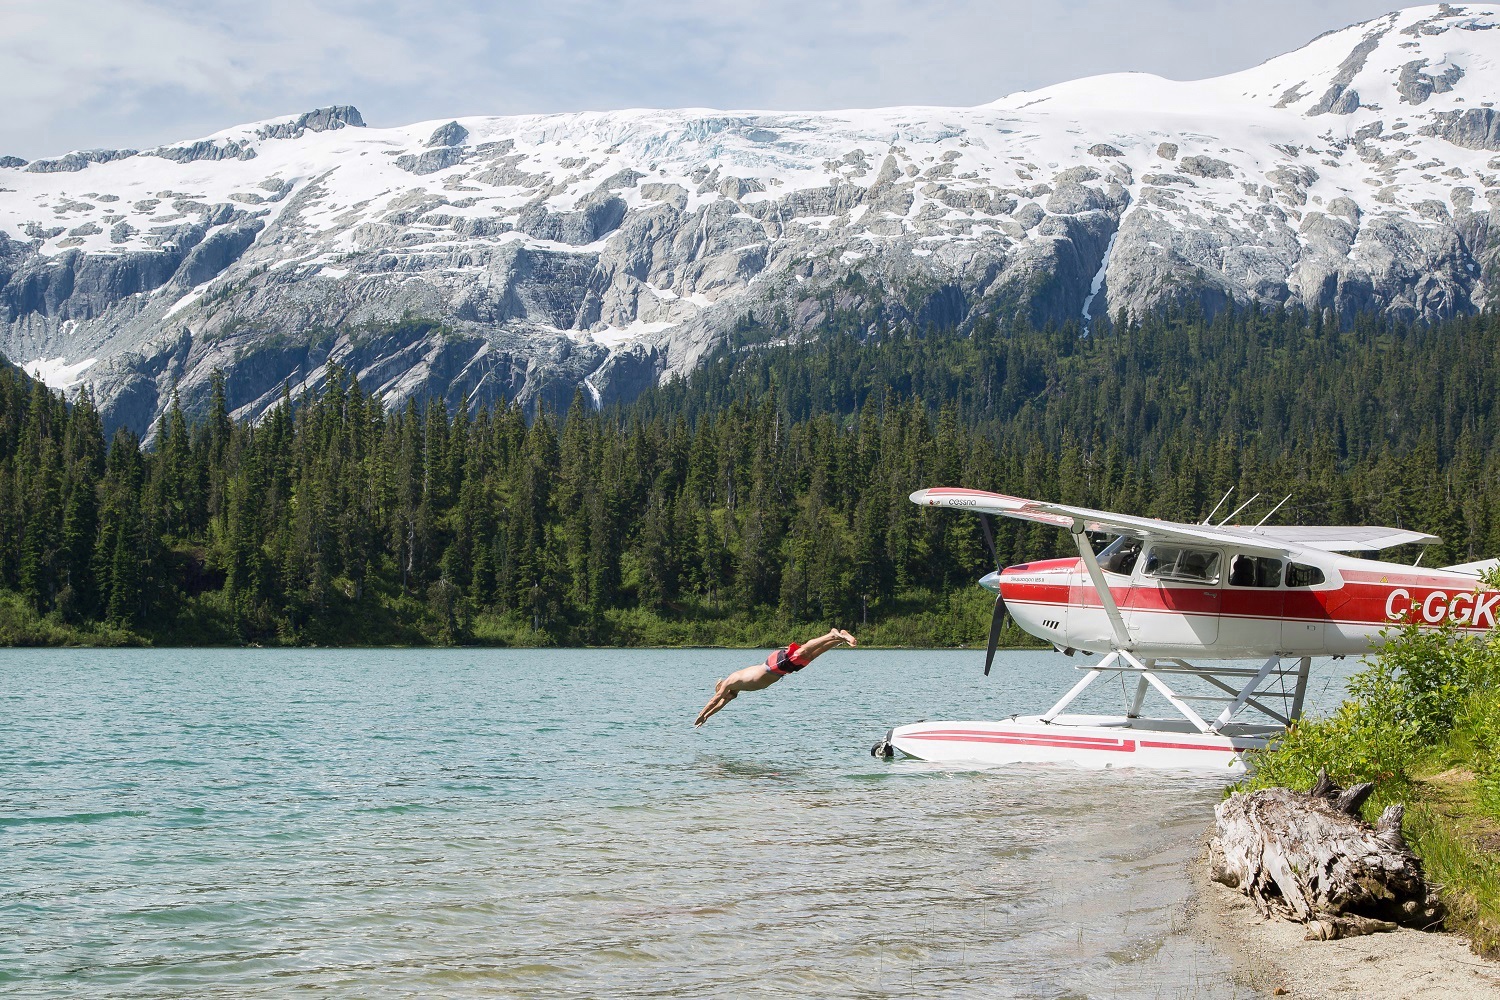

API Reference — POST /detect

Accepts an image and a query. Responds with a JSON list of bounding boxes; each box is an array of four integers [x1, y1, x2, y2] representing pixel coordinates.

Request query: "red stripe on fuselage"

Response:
[[997, 571, 1500, 631]]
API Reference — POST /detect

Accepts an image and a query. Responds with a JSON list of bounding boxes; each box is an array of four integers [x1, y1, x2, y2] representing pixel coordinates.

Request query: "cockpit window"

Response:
[[1097, 535, 1142, 575], [1141, 545, 1221, 585], [1286, 563, 1325, 588], [1229, 554, 1283, 588]]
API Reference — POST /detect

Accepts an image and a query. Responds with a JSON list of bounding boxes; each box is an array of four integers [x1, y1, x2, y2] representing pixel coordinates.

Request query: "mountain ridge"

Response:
[[4, 3, 1500, 434]]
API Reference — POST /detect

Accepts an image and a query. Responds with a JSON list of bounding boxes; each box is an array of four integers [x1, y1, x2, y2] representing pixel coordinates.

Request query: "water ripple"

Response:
[[0, 648, 1354, 998]]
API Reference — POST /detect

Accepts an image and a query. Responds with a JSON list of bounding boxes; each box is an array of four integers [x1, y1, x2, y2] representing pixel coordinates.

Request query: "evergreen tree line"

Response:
[[2, 306, 1499, 645]]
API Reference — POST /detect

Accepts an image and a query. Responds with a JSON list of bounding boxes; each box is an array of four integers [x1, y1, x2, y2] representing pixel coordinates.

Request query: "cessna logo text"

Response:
[[1385, 588, 1500, 627]]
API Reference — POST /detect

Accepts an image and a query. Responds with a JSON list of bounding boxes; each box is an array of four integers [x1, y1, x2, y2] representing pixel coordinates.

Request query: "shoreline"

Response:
[[1183, 831, 1500, 999]]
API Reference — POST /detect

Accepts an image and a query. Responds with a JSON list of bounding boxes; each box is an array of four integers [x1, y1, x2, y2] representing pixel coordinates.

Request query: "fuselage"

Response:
[[998, 543, 1496, 658]]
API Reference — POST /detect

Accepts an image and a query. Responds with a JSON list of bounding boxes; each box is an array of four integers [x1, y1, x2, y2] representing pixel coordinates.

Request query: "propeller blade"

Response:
[[984, 594, 1007, 676], [977, 518, 1004, 677], [979, 512, 998, 568]]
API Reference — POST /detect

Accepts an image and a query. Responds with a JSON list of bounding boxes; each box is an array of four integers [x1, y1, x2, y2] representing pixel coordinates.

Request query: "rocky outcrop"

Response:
[[25, 149, 137, 172], [1307, 30, 1384, 116], [396, 147, 466, 175], [427, 121, 469, 148], [1419, 107, 1500, 150], [147, 140, 257, 163], [255, 106, 365, 140], [1180, 156, 1235, 180], [173, 222, 264, 288], [1398, 58, 1466, 104]]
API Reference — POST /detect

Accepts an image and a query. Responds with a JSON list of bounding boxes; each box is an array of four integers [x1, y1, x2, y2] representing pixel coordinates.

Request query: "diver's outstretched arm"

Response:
[[694, 664, 779, 727]]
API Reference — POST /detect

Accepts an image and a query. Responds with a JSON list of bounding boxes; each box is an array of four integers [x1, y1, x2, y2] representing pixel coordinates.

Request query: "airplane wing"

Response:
[[1239, 525, 1440, 552], [909, 488, 1077, 527], [910, 487, 1293, 558]]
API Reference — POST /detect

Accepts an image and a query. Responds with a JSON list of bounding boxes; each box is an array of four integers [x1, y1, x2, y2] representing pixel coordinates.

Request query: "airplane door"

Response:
[[1282, 561, 1328, 653], [1125, 544, 1222, 647], [1222, 553, 1285, 656]]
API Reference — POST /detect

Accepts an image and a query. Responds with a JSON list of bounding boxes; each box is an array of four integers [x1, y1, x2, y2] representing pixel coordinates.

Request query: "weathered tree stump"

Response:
[[1209, 769, 1443, 939]]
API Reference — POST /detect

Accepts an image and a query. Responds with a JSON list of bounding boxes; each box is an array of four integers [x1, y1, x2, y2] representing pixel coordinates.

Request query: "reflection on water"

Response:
[[0, 648, 1352, 998]]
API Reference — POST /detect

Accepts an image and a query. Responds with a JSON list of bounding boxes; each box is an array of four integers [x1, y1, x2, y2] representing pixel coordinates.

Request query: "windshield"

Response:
[[1097, 535, 1142, 575]]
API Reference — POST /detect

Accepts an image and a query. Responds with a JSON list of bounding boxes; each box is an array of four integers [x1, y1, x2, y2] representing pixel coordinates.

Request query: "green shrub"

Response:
[[1248, 701, 1420, 804], [1364, 619, 1498, 742], [0, 591, 144, 647]]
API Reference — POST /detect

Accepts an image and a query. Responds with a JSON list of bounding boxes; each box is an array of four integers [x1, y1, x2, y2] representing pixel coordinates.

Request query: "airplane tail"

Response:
[[1442, 557, 1500, 578]]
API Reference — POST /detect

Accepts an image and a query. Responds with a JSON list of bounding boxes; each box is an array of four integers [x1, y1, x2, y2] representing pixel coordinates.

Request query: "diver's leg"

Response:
[[794, 628, 857, 664]]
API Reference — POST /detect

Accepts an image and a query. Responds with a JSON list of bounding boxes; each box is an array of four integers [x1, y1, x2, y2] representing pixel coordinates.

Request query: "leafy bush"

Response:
[[1248, 700, 1420, 804], [0, 591, 143, 647], [1363, 619, 1496, 742]]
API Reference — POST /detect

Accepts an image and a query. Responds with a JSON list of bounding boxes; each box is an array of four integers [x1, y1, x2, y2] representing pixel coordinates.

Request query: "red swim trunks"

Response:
[[766, 643, 811, 675]]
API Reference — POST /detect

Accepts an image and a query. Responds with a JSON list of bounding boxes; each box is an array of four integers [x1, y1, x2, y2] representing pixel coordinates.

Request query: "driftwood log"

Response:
[[1209, 770, 1443, 940]]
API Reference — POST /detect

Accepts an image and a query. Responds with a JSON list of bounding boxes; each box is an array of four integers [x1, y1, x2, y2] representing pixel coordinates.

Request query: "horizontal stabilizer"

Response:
[[1442, 557, 1500, 578], [1242, 525, 1440, 552]]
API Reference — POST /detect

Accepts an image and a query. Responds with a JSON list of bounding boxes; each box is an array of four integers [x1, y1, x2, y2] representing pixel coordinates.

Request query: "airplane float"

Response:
[[871, 487, 1499, 773]]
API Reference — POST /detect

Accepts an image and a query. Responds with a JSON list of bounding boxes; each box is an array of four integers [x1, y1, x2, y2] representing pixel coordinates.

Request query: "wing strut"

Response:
[[1070, 519, 1130, 649]]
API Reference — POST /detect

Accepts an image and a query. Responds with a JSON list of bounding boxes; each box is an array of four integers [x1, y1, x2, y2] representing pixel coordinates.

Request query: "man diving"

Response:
[[693, 628, 857, 727]]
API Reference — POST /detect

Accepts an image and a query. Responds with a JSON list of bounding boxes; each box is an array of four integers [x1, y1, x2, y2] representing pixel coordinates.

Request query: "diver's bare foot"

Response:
[[834, 629, 857, 646]]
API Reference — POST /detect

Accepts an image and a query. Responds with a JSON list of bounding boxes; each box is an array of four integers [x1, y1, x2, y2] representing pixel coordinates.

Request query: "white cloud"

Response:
[[0, 0, 452, 154], [0, 0, 1406, 157]]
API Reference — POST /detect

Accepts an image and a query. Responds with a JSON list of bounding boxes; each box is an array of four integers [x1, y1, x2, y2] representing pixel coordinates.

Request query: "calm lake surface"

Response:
[[0, 648, 1355, 998]]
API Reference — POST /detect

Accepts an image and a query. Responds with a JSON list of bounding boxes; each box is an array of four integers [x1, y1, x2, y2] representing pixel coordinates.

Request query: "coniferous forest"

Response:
[[4, 306, 1500, 647]]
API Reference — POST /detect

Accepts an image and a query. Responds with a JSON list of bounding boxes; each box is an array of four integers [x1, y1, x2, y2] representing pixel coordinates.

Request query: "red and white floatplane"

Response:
[[872, 488, 1499, 773]]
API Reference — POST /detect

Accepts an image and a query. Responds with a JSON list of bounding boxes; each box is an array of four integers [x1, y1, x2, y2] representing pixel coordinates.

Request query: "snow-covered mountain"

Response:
[[5, 4, 1500, 433]]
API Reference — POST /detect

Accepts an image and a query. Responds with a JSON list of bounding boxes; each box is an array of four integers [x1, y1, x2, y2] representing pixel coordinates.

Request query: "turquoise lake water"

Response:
[[0, 647, 1355, 998]]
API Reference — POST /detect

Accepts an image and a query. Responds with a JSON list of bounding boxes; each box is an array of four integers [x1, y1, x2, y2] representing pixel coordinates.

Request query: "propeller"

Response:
[[978, 513, 1009, 676]]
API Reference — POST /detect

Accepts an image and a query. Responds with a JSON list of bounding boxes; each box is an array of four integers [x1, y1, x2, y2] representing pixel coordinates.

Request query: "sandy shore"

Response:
[[1185, 834, 1500, 999]]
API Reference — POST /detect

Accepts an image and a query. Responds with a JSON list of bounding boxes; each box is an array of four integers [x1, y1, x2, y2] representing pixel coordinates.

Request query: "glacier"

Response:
[[3, 4, 1500, 434]]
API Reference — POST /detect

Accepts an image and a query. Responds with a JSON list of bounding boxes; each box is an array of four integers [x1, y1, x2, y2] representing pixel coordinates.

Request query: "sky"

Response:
[[0, 0, 1409, 159]]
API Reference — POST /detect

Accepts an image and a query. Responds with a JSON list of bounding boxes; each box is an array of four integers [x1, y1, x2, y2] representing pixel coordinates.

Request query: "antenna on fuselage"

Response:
[[1217, 493, 1260, 526], [1255, 494, 1292, 526], [1202, 488, 1233, 525]]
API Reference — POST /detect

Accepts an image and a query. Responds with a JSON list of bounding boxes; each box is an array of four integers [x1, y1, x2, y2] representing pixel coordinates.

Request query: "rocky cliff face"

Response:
[[4, 5, 1500, 434]]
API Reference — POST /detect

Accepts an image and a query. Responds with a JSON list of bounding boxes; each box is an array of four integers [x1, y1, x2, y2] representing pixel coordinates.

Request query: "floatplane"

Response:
[[872, 487, 1499, 773]]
